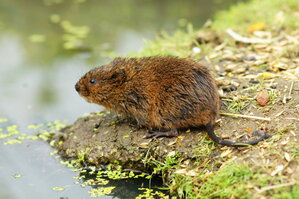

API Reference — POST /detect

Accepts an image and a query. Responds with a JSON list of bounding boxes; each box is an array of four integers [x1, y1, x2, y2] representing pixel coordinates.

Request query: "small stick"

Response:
[[226, 29, 281, 44], [221, 112, 271, 121], [285, 117, 299, 121], [256, 180, 296, 193], [288, 81, 294, 99]]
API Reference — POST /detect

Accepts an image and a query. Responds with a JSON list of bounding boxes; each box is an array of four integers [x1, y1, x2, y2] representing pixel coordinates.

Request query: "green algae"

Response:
[[0, 118, 8, 123], [88, 186, 115, 198], [0, 124, 19, 140], [13, 174, 22, 178], [0, 119, 66, 144], [136, 188, 169, 199], [52, 186, 65, 191]]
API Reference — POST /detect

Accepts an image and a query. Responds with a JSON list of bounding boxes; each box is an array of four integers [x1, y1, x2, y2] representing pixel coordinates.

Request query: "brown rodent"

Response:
[[75, 56, 271, 147]]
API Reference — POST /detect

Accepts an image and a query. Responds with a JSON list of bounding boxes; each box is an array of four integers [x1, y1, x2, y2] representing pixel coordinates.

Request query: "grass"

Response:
[[225, 96, 251, 113], [131, 24, 197, 58], [212, 0, 299, 33]]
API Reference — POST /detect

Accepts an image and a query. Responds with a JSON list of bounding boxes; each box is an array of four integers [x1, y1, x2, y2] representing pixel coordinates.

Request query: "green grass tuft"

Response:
[[212, 0, 299, 32]]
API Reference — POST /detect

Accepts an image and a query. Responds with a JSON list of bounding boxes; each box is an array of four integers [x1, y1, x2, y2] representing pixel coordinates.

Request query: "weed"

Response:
[[268, 88, 279, 102], [224, 96, 251, 113], [151, 155, 180, 175]]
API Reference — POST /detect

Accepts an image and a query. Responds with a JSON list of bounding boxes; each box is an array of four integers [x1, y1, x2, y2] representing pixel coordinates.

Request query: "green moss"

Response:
[[197, 164, 253, 198]]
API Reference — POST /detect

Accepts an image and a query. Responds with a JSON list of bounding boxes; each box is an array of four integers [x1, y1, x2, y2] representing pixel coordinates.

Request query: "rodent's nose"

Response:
[[75, 83, 80, 92]]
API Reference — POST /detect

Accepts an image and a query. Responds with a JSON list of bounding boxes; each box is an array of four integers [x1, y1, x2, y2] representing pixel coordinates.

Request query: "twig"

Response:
[[226, 29, 281, 44], [288, 81, 294, 99], [285, 117, 299, 121], [275, 110, 284, 117], [221, 112, 271, 121], [256, 181, 296, 193]]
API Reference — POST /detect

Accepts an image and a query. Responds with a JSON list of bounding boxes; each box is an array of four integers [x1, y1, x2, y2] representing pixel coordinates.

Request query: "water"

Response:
[[0, 0, 244, 198]]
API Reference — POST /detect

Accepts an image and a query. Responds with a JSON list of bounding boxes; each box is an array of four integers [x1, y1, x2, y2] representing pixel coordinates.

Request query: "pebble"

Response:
[[249, 79, 260, 84], [256, 90, 270, 106], [235, 67, 247, 74]]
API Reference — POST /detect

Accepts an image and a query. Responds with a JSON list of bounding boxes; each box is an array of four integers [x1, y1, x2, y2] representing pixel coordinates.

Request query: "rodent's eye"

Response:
[[110, 73, 117, 79], [89, 78, 96, 84]]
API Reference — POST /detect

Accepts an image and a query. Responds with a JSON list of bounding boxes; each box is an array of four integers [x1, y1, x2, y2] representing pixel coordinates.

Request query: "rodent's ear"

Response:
[[111, 57, 123, 68], [110, 68, 126, 84]]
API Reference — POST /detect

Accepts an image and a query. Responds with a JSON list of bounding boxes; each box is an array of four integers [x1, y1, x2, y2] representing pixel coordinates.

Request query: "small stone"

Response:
[[222, 85, 238, 92], [224, 64, 237, 72], [214, 64, 221, 72], [270, 83, 278, 89], [249, 79, 259, 84], [242, 55, 257, 61], [256, 90, 270, 106], [192, 47, 201, 55], [235, 67, 247, 74]]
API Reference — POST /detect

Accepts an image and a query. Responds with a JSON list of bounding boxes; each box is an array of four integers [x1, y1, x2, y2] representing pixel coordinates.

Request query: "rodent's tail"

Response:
[[206, 123, 271, 147]]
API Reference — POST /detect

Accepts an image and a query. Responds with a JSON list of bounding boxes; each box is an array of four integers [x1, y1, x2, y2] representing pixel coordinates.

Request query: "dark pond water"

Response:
[[0, 0, 244, 198]]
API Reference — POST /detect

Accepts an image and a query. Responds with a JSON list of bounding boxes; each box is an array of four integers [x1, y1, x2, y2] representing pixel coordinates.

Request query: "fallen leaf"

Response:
[[174, 169, 187, 174], [220, 149, 233, 157], [244, 127, 252, 133], [177, 135, 185, 139], [139, 142, 150, 147], [167, 140, 177, 146], [258, 72, 277, 79], [186, 170, 198, 176], [167, 151, 176, 157], [271, 165, 284, 176], [247, 22, 266, 33], [284, 152, 291, 162]]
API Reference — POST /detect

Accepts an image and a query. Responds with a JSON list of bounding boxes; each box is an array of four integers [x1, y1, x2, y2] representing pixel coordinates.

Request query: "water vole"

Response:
[[75, 56, 270, 147]]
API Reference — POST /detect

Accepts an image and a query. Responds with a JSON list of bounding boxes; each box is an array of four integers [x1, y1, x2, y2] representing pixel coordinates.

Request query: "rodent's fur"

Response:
[[75, 56, 270, 147]]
